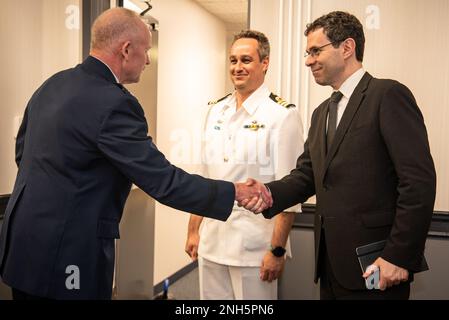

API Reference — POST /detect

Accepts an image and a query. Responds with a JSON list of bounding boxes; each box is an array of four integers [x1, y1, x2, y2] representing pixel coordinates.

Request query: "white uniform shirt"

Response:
[[198, 84, 304, 266]]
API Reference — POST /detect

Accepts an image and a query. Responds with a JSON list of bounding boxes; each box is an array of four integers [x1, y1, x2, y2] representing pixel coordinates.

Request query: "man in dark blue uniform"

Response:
[[0, 8, 270, 300]]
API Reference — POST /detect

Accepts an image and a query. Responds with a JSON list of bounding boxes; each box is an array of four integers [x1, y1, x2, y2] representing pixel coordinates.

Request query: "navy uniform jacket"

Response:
[[0, 56, 235, 299], [263, 73, 436, 290]]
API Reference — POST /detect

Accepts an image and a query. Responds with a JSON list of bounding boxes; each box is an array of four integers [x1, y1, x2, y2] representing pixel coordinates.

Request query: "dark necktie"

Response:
[[326, 91, 343, 152]]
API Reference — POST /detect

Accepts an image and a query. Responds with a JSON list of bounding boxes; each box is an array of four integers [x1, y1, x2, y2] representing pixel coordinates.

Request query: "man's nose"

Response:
[[235, 61, 244, 71], [146, 53, 151, 65], [305, 55, 315, 67]]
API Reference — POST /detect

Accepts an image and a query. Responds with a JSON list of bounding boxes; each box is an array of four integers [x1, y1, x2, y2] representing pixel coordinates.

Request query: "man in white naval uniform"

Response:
[[185, 30, 304, 300]]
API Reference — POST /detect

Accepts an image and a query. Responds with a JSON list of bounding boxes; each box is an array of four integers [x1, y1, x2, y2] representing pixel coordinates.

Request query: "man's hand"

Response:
[[260, 251, 285, 282], [185, 232, 200, 261], [362, 257, 409, 290], [235, 178, 273, 213]]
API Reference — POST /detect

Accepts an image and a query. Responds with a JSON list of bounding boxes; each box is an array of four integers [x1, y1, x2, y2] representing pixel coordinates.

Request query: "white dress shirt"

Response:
[[329, 68, 366, 130], [198, 84, 304, 266]]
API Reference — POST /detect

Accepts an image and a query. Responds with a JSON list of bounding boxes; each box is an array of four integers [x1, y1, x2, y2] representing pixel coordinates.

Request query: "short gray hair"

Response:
[[91, 8, 145, 51], [232, 30, 270, 61]]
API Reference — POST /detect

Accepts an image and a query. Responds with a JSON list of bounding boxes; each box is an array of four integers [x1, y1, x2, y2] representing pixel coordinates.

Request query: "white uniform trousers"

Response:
[[198, 257, 277, 300]]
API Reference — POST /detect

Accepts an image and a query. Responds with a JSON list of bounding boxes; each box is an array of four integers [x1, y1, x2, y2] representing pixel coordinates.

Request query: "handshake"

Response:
[[234, 178, 273, 214]]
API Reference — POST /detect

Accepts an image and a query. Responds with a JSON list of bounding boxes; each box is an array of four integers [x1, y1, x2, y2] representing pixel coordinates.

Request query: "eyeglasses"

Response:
[[304, 42, 336, 58]]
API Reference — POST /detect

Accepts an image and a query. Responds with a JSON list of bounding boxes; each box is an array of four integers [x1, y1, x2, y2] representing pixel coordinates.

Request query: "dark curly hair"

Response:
[[305, 11, 365, 62], [233, 30, 270, 61]]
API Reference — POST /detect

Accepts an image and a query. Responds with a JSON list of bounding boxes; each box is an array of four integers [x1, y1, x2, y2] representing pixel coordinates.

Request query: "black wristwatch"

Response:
[[270, 245, 286, 257]]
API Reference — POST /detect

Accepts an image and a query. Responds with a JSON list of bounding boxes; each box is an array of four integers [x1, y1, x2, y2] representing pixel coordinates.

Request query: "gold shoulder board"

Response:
[[208, 93, 232, 106], [269, 93, 296, 108]]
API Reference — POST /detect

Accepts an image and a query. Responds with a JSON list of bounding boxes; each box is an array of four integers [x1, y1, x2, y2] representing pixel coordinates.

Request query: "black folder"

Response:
[[355, 240, 386, 272], [356, 239, 429, 273]]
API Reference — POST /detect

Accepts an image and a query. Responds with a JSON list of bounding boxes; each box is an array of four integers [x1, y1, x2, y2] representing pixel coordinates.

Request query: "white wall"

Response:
[[250, 0, 308, 129], [250, 0, 449, 212], [249, 0, 281, 95], [147, 0, 227, 285], [0, 0, 81, 194], [225, 31, 236, 94]]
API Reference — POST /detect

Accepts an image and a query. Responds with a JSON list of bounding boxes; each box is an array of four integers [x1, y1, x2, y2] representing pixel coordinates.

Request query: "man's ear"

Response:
[[262, 56, 269, 73], [342, 38, 356, 60], [120, 41, 131, 60]]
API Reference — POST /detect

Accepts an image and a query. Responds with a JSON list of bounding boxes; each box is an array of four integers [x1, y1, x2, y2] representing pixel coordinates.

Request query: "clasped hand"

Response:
[[362, 257, 409, 291], [234, 178, 273, 214]]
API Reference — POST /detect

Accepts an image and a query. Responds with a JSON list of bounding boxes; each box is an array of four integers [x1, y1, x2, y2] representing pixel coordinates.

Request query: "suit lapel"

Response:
[[317, 102, 329, 165], [321, 72, 373, 183]]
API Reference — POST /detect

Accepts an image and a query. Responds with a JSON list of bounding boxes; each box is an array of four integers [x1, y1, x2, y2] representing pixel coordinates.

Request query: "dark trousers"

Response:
[[318, 232, 410, 300], [12, 288, 49, 300]]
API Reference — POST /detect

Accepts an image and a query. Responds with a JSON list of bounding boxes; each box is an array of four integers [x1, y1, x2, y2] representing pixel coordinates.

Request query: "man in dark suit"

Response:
[[245, 11, 436, 299], [0, 8, 269, 300]]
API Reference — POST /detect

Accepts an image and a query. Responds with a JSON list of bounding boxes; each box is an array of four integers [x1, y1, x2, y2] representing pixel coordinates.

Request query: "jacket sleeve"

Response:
[[97, 96, 235, 221], [378, 82, 436, 271]]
